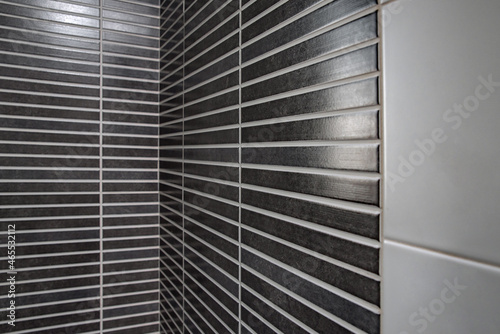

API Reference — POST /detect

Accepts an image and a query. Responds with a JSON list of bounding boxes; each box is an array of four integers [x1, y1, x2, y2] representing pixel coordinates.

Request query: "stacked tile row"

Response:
[[0, 0, 160, 332], [160, 0, 381, 333]]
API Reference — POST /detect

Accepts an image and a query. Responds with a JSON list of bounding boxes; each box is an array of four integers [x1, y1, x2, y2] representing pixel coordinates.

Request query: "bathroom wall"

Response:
[[382, 0, 500, 332], [0, 0, 160, 332], [160, 0, 382, 333]]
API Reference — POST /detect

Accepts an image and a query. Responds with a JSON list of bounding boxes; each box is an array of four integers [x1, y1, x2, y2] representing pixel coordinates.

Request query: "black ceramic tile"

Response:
[[16, 242, 99, 256], [103, 54, 158, 69], [184, 190, 238, 221], [0, 253, 99, 270], [0, 27, 99, 51], [103, 20, 159, 38], [0, 92, 99, 108], [103, 30, 159, 48], [0, 117, 99, 132], [184, 34, 239, 76], [184, 287, 233, 334], [244, 267, 369, 334], [241, 305, 276, 334], [243, 14, 377, 82], [103, 314, 159, 330], [184, 204, 238, 240], [102, 89, 158, 102], [102, 123, 158, 135], [103, 77, 159, 91], [104, 0, 159, 16], [103, 135, 158, 146], [0, 206, 99, 219], [241, 78, 378, 122], [186, 0, 238, 45], [0, 65, 99, 86], [184, 247, 239, 297], [0, 104, 99, 120], [184, 256, 238, 314], [242, 188, 379, 239], [103, 110, 158, 123], [4, 217, 99, 230], [0, 169, 98, 179], [104, 193, 158, 203], [103, 66, 158, 80], [104, 238, 158, 250], [104, 158, 158, 169], [0, 14, 99, 38], [15, 300, 99, 319], [0, 143, 98, 156], [242, 45, 378, 102], [242, 0, 280, 25], [0, 79, 98, 98], [185, 233, 238, 278], [103, 204, 158, 215], [0, 40, 99, 62], [7, 288, 99, 309], [242, 208, 379, 273], [103, 270, 158, 285], [184, 176, 239, 202], [103, 171, 157, 181], [185, 218, 238, 259], [103, 227, 158, 238], [243, 144, 379, 172], [103, 302, 158, 318], [9, 312, 100, 332], [242, 287, 310, 334], [0, 194, 98, 206], [185, 52, 238, 89], [104, 260, 158, 273], [185, 71, 238, 104], [184, 128, 238, 146], [0, 3, 100, 28], [0, 156, 98, 168], [104, 215, 158, 226], [242, 110, 378, 142], [104, 9, 160, 27], [242, 0, 376, 62], [104, 248, 158, 262], [16, 276, 100, 294], [184, 147, 238, 163], [242, 168, 379, 205], [0, 182, 99, 193], [242, 247, 379, 306], [104, 292, 158, 307], [103, 182, 158, 192], [184, 275, 239, 332], [0, 53, 99, 73], [4, 0, 100, 16], [187, 16, 238, 63], [242, 0, 322, 43]]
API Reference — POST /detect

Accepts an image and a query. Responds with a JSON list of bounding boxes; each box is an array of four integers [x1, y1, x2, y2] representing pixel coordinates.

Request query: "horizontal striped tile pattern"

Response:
[[160, 0, 381, 333], [0, 0, 160, 333]]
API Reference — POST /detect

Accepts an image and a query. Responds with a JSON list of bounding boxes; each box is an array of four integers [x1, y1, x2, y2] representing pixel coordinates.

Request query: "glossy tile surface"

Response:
[[383, 0, 500, 266]]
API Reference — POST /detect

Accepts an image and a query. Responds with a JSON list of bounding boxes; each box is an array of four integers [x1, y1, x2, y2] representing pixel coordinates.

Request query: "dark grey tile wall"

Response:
[[0, 0, 160, 333], [160, 0, 381, 334]]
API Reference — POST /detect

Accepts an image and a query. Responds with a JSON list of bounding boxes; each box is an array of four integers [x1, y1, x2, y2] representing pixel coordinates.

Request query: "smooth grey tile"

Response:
[[103, 0, 159, 16]]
